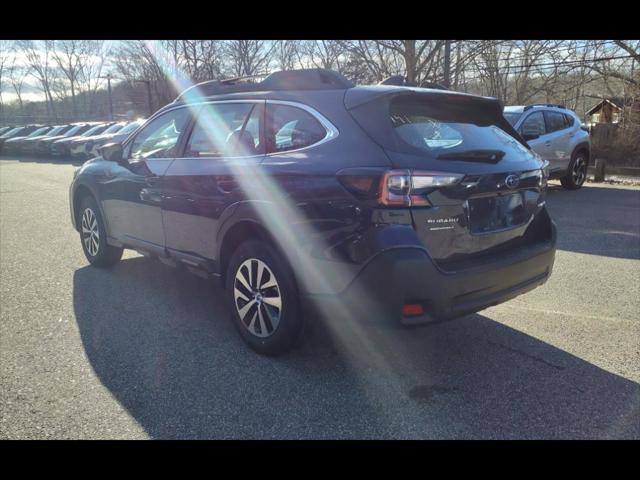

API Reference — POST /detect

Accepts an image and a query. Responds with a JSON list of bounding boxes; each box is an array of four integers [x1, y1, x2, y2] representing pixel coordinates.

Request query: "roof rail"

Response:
[[524, 103, 567, 111], [174, 68, 355, 103]]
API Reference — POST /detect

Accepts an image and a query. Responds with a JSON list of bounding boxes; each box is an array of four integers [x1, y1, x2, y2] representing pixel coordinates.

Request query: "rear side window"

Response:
[[183, 103, 262, 158], [266, 104, 327, 153], [544, 111, 566, 133]]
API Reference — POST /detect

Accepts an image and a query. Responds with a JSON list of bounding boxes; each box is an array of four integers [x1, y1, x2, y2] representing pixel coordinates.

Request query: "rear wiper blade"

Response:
[[436, 149, 505, 163]]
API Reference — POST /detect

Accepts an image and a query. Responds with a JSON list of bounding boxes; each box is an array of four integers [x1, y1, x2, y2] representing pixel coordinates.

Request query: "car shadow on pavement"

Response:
[[73, 257, 640, 439], [545, 183, 640, 260]]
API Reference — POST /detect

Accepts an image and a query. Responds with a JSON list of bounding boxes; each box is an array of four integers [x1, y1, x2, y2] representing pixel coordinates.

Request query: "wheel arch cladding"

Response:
[[73, 184, 94, 231], [574, 142, 590, 162], [219, 220, 273, 288]]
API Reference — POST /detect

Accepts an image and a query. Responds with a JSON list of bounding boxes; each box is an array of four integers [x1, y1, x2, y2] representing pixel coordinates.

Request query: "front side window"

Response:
[[563, 114, 575, 128], [129, 109, 190, 160], [266, 104, 327, 153], [520, 112, 546, 137], [544, 111, 566, 133], [184, 103, 262, 158]]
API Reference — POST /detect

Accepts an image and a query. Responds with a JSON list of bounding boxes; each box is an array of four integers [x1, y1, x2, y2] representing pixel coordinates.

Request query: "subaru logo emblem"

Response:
[[505, 174, 520, 189]]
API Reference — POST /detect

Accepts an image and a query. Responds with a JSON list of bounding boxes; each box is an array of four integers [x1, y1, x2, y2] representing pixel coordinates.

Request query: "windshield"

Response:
[[2, 127, 22, 137], [81, 125, 104, 136], [119, 121, 143, 135], [389, 97, 530, 157], [64, 125, 85, 136], [47, 126, 66, 136], [103, 123, 124, 134], [503, 111, 523, 127], [28, 127, 50, 137]]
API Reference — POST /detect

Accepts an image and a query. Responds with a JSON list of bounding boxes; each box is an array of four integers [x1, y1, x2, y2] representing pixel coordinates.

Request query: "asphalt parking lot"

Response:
[[1, 156, 638, 439]]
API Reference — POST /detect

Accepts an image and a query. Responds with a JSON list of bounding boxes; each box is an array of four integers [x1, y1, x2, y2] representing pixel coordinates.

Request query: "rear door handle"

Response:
[[544, 141, 551, 147]]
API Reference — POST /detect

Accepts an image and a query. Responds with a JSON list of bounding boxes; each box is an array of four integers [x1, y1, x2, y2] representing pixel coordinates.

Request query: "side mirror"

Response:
[[99, 142, 125, 164]]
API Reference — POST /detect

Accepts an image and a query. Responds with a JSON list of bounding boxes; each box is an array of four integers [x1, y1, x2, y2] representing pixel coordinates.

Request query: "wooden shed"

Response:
[[586, 96, 639, 126]]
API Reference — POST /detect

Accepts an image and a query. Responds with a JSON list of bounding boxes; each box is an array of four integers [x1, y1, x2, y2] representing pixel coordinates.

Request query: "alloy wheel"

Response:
[[233, 258, 282, 338], [81, 207, 100, 256], [572, 156, 586, 186]]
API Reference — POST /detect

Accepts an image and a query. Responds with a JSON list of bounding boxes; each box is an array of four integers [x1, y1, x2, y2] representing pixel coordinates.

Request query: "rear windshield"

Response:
[[503, 111, 522, 127], [389, 96, 529, 156]]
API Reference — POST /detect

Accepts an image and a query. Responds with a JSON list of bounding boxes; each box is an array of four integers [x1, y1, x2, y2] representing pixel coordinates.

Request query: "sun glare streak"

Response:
[[144, 46, 419, 422]]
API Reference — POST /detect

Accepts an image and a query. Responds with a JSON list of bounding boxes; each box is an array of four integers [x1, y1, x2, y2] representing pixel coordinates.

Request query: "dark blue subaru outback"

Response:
[[69, 69, 556, 355]]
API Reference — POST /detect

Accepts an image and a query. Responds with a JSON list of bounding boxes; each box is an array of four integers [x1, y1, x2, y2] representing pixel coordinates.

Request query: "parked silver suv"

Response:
[[504, 104, 590, 189]]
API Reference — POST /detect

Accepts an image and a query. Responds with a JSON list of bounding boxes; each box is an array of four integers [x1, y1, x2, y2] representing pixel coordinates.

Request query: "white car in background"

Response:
[[504, 104, 591, 189]]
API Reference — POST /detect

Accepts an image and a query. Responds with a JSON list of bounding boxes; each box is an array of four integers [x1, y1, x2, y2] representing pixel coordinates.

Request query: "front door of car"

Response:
[[519, 111, 551, 162], [543, 110, 572, 173], [100, 107, 190, 253], [161, 101, 265, 270]]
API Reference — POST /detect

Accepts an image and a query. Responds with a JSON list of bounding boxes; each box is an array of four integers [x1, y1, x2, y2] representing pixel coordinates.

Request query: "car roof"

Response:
[[504, 104, 577, 116]]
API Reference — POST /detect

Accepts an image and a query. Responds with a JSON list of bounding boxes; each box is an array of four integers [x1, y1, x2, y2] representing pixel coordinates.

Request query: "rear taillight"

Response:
[[380, 170, 463, 207]]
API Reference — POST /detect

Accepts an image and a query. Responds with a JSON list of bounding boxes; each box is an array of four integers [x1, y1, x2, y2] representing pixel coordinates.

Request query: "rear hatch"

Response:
[[347, 88, 548, 270]]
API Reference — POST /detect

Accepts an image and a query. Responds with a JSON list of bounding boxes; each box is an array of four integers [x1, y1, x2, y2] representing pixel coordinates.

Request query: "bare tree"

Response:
[[77, 41, 107, 118], [0, 40, 10, 120], [174, 40, 224, 82], [223, 40, 275, 77], [273, 40, 299, 71], [49, 40, 106, 119], [113, 40, 175, 110], [18, 40, 59, 120], [6, 53, 30, 115]]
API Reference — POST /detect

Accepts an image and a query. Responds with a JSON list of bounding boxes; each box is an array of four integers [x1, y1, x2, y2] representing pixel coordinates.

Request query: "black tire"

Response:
[[78, 195, 123, 267], [560, 150, 588, 190], [226, 240, 303, 355]]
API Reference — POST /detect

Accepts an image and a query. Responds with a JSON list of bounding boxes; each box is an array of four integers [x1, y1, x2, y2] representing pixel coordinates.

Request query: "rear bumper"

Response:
[[308, 222, 556, 325]]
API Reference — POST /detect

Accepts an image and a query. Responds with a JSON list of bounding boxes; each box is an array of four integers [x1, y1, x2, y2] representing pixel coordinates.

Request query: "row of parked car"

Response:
[[0, 120, 145, 160]]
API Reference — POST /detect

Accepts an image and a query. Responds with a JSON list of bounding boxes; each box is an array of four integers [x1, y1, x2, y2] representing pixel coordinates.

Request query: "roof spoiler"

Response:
[[379, 75, 449, 90], [346, 88, 530, 149]]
